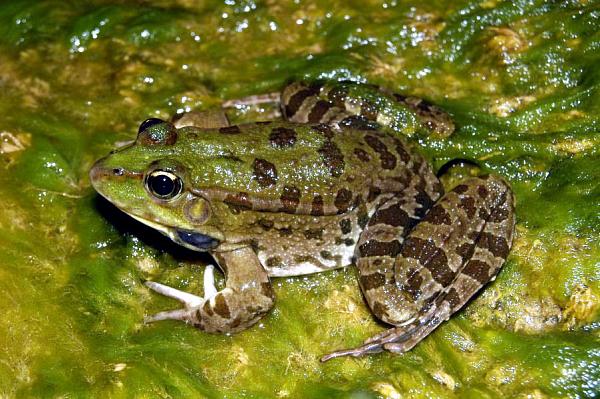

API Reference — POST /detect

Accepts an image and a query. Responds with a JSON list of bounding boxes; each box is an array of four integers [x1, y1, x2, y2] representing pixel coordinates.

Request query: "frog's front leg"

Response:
[[322, 175, 515, 361], [145, 246, 275, 333]]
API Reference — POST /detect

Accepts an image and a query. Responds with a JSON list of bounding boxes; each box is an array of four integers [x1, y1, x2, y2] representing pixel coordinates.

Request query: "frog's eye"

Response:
[[146, 170, 183, 200], [138, 118, 166, 134]]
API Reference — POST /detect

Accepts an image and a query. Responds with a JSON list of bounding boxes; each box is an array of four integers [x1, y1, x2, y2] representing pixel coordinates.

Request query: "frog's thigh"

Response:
[[328, 175, 515, 360]]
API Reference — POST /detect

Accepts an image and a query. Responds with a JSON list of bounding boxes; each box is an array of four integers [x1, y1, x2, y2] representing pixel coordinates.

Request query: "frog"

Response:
[[89, 81, 515, 361]]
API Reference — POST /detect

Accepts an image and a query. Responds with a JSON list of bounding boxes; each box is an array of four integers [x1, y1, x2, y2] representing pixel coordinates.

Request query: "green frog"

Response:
[[89, 81, 515, 361]]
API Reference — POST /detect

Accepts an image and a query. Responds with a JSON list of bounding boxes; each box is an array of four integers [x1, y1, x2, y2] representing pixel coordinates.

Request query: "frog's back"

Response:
[[181, 121, 440, 216]]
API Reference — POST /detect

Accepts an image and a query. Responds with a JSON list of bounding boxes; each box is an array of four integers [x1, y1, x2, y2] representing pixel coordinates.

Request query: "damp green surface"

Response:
[[0, 0, 599, 397]]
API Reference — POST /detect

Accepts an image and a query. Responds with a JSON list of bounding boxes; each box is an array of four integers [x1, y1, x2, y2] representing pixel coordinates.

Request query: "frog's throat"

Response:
[[127, 214, 219, 251]]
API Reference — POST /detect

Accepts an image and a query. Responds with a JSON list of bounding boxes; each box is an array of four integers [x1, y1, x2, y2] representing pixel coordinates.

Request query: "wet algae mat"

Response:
[[0, 0, 599, 397]]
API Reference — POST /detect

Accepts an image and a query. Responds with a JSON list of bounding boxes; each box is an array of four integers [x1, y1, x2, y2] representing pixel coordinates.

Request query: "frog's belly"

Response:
[[259, 246, 355, 277], [255, 225, 361, 277]]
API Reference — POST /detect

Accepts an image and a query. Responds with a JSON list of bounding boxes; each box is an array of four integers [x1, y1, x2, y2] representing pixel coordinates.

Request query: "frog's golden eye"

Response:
[[145, 170, 183, 200]]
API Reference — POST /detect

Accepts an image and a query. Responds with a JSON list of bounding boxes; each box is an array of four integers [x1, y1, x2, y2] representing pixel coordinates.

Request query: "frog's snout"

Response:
[[89, 158, 107, 188], [89, 158, 142, 189]]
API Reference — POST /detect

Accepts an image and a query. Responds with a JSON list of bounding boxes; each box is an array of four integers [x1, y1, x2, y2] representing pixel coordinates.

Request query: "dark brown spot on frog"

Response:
[[402, 237, 453, 286], [320, 250, 333, 260], [224, 192, 253, 211], [372, 301, 389, 320], [478, 208, 490, 220], [401, 268, 424, 299], [334, 188, 353, 213], [312, 124, 334, 138], [445, 288, 462, 308], [456, 242, 475, 263], [219, 125, 241, 134], [477, 232, 510, 258], [253, 158, 278, 187], [202, 302, 214, 317], [364, 134, 396, 169], [277, 227, 293, 237], [213, 294, 231, 318], [359, 239, 402, 257], [463, 259, 491, 284], [367, 186, 381, 202], [414, 190, 435, 218], [266, 256, 282, 267], [360, 100, 378, 120], [426, 252, 454, 287], [402, 237, 435, 263], [285, 86, 319, 118], [354, 148, 371, 162], [357, 211, 369, 229], [293, 255, 324, 267], [339, 115, 379, 130], [360, 272, 386, 291], [327, 84, 349, 108], [318, 140, 345, 177], [279, 185, 301, 213], [269, 127, 297, 148], [261, 282, 275, 298], [229, 316, 243, 329], [454, 184, 469, 194], [477, 185, 488, 198], [369, 202, 411, 228], [335, 237, 355, 246], [304, 228, 323, 240], [339, 219, 352, 235], [458, 196, 477, 218], [308, 100, 332, 123], [425, 205, 452, 225], [393, 139, 412, 163], [489, 206, 510, 223], [311, 195, 324, 216], [411, 159, 423, 175], [258, 218, 274, 231]]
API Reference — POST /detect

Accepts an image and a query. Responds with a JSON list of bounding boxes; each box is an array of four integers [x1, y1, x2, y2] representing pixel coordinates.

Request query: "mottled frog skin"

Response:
[[90, 82, 515, 361]]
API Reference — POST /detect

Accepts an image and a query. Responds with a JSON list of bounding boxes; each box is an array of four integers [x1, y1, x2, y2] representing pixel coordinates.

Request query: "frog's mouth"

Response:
[[128, 214, 219, 251]]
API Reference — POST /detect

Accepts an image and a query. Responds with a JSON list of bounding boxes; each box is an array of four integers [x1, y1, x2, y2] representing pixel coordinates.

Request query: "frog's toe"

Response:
[[144, 308, 195, 324], [320, 342, 384, 362], [144, 281, 204, 307]]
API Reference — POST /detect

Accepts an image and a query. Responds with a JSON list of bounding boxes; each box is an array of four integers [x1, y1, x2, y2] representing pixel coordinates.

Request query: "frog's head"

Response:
[[90, 118, 223, 251]]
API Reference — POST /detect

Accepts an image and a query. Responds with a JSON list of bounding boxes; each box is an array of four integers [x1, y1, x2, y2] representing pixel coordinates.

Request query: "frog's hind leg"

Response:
[[322, 175, 515, 361], [145, 247, 275, 333], [280, 81, 454, 137]]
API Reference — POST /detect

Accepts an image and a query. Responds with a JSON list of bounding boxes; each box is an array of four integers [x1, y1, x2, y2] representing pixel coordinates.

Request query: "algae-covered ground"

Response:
[[0, 0, 598, 397]]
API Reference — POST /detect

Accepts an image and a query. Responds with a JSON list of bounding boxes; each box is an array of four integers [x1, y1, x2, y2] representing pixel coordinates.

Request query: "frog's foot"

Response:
[[144, 264, 218, 324], [320, 313, 445, 362], [144, 247, 275, 333]]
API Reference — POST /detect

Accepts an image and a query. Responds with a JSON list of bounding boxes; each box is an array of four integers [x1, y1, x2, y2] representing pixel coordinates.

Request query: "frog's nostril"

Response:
[[113, 168, 124, 176]]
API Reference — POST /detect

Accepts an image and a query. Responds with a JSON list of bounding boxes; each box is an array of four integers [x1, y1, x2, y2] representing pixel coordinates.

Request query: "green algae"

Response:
[[0, 0, 598, 397]]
